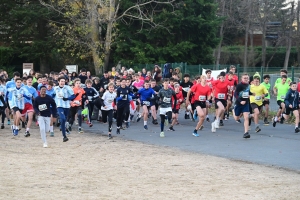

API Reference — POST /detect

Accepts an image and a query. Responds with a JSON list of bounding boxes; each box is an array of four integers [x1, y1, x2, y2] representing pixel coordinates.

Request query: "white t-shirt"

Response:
[[101, 91, 116, 110]]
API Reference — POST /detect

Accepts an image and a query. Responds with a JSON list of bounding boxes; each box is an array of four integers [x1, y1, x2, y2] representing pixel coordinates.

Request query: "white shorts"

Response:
[[159, 107, 172, 115]]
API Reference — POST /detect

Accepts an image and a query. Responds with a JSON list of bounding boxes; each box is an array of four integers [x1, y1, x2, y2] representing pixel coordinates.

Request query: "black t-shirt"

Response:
[[92, 82, 101, 92], [79, 75, 87, 84], [180, 81, 193, 97], [32, 82, 39, 90], [100, 77, 109, 90], [116, 86, 132, 108]]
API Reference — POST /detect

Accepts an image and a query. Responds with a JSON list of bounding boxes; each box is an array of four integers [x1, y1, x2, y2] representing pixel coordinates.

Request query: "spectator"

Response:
[[79, 68, 87, 84], [152, 65, 162, 82], [70, 72, 78, 81], [87, 71, 92, 79], [111, 67, 116, 77], [141, 68, 147, 78], [174, 67, 182, 80]]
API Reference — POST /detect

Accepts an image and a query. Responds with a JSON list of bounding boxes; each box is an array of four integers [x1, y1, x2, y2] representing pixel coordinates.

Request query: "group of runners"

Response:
[[0, 65, 298, 147]]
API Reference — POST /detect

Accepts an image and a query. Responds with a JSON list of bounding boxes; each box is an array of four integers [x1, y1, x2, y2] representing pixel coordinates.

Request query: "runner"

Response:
[[232, 73, 252, 139], [205, 70, 214, 122], [33, 86, 57, 147], [0, 77, 6, 129], [180, 74, 193, 120], [169, 83, 184, 131], [272, 75, 290, 127], [157, 78, 177, 137], [186, 75, 211, 136], [83, 79, 99, 127], [260, 75, 271, 125], [284, 82, 300, 133], [224, 71, 236, 120], [249, 72, 268, 133]]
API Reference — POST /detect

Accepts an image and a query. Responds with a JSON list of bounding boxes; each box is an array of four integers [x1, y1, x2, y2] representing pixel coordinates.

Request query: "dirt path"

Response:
[[0, 127, 299, 200]]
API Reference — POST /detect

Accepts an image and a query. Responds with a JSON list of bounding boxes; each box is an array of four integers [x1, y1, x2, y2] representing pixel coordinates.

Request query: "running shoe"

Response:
[[116, 128, 120, 134], [7, 120, 10, 125], [168, 126, 175, 131], [78, 127, 83, 133], [136, 114, 142, 122], [66, 122, 71, 131], [108, 134, 113, 139], [186, 114, 190, 119], [206, 117, 210, 122], [236, 119, 241, 123], [184, 114, 188, 119], [219, 120, 224, 126], [193, 110, 198, 120], [43, 143, 48, 148], [160, 132, 165, 137], [280, 116, 284, 124], [295, 127, 300, 133], [272, 117, 277, 127], [152, 119, 158, 125], [1, 124, 4, 129], [89, 122, 93, 127], [264, 118, 269, 125], [144, 125, 148, 130], [164, 119, 169, 126], [148, 112, 152, 118], [50, 132, 54, 137], [130, 115, 134, 121], [211, 122, 216, 133], [63, 137, 69, 142], [24, 131, 30, 137], [215, 121, 220, 129], [13, 129, 19, 136], [192, 132, 199, 137], [66, 128, 71, 135], [243, 132, 250, 139], [126, 122, 130, 128], [255, 126, 261, 133], [190, 113, 194, 122]]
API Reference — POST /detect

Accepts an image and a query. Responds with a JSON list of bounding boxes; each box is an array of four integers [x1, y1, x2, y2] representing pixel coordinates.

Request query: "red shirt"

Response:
[[212, 80, 229, 100], [172, 91, 184, 109], [226, 74, 238, 83], [190, 83, 211, 102]]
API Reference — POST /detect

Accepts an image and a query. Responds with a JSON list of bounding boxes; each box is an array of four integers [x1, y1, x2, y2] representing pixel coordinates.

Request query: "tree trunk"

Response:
[[284, 2, 294, 70], [215, 0, 225, 67], [243, 0, 252, 72], [39, 56, 48, 73], [37, 18, 48, 73], [297, 1, 300, 66], [104, 0, 116, 71], [262, 21, 267, 68]]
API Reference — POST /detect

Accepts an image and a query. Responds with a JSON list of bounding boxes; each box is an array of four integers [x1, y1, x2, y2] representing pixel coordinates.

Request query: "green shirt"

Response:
[[275, 77, 292, 85], [260, 82, 271, 99], [275, 82, 289, 101]]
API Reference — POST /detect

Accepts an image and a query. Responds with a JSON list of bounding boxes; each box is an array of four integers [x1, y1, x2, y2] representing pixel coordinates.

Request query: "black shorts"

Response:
[[172, 109, 179, 114], [194, 101, 206, 109], [191, 103, 196, 111], [286, 107, 298, 115], [277, 100, 284, 109], [250, 103, 263, 111], [215, 98, 227, 109], [263, 99, 270, 106], [12, 107, 23, 113]]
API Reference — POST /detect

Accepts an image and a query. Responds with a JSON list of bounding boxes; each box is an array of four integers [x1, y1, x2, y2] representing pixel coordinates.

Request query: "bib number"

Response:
[[143, 101, 150, 106], [255, 96, 261, 101], [281, 95, 285, 100], [38, 104, 47, 111], [163, 97, 171, 103], [73, 100, 80, 105], [88, 96, 93, 101], [242, 92, 249, 98], [121, 94, 127, 100], [199, 95, 206, 101], [57, 91, 64, 99], [218, 93, 225, 99]]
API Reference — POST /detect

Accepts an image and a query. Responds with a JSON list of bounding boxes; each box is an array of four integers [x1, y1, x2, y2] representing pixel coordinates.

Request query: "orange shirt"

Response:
[[71, 87, 85, 107]]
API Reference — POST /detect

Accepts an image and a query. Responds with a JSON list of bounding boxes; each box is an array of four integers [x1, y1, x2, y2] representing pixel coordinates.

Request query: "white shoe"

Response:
[[211, 122, 216, 133], [43, 143, 48, 148], [160, 132, 165, 137], [215, 121, 220, 129]]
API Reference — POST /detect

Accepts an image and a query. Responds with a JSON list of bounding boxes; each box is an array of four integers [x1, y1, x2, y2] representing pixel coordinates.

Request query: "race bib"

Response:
[[73, 100, 80, 105], [88, 96, 93, 101], [17, 94, 23, 100], [38, 104, 47, 111], [242, 92, 249, 98], [107, 99, 114, 103], [218, 93, 225, 99], [163, 97, 171, 103], [255, 96, 261, 101], [199, 95, 206, 101], [281, 95, 285, 99], [143, 101, 150, 106], [121, 94, 127, 100], [182, 87, 190, 92], [57, 91, 64, 99], [104, 84, 108, 90]]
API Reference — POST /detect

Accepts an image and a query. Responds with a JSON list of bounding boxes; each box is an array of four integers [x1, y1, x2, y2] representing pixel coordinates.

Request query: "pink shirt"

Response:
[[132, 80, 144, 89]]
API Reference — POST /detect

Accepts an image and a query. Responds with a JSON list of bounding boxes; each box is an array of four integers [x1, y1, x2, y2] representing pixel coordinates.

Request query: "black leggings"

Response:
[[116, 106, 129, 128], [160, 111, 172, 132], [87, 102, 94, 123], [68, 106, 82, 126], [0, 106, 5, 124], [102, 109, 113, 132]]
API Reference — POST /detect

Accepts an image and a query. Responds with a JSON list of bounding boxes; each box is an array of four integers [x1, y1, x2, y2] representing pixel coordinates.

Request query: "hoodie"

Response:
[[284, 88, 299, 108], [174, 67, 182, 80]]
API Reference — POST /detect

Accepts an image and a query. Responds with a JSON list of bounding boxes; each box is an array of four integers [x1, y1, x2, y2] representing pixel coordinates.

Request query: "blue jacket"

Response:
[[284, 89, 299, 108], [163, 63, 171, 78]]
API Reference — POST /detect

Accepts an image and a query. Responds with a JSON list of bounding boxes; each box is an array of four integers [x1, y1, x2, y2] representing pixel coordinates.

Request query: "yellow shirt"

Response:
[[250, 84, 268, 106]]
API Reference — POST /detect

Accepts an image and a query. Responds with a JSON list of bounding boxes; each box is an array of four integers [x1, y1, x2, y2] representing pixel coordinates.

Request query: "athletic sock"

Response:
[[144, 121, 147, 126], [50, 126, 53, 132]]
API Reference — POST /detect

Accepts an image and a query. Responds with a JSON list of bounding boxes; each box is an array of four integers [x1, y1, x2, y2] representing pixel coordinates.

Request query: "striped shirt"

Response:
[[23, 85, 38, 105], [53, 85, 74, 108], [7, 86, 32, 109], [0, 85, 6, 107]]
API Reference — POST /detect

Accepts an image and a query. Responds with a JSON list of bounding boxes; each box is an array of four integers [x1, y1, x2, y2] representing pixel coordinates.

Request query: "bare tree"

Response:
[[284, 1, 295, 69], [215, 0, 226, 67]]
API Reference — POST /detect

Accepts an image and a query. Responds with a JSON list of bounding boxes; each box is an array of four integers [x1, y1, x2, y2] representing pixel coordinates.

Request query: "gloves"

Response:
[[62, 97, 69, 101]]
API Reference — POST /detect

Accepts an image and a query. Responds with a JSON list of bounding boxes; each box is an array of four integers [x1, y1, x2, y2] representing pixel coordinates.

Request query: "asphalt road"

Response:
[[86, 110, 300, 172]]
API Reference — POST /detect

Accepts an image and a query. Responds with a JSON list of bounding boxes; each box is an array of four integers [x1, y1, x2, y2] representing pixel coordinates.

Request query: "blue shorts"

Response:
[[234, 104, 250, 116]]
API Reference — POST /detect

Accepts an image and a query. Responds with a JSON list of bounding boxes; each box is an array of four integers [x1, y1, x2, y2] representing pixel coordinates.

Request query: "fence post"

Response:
[[237, 64, 240, 80], [218, 64, 220, 70], [260, 66, 263, 79], [200, 65, 202, 75], [292, 66, 295, 82]]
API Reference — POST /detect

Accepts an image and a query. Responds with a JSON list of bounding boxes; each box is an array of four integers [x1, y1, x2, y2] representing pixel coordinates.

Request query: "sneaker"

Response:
[[164, 119, 169, 126], [7, 120, 10, 125], [280, 116, 284, 124], [50, 132, 54, 137], [152, 119, 158, 125], [215, 121, 220, 129], [192, 132, 199, 137], [148, 112, 152, 118], [78, 127, 83, 133], [206, 117, 210, 122], [24, 131, 30, 137], [211, 122, 216, 133], [160, 132, 165, 137], [43, 143, 48, 148], [89, 122, 93, 127], [193, 110, 198, 120], [295, 127, 300, 133], [108, 134, 112, 139], [219, 120, 224, 126], [63, 137, 69, 142], [66, 129, 71, 135], [1, 124, 4, 129], [186, 114, 190, 119], [264, 118, 269, 125], [236, 119, 241, 123], [116, 128, 120, 134], [184, 114, 188, 119], [272, 117, 277, 127], [255, 126, 261, 133], [168, 126, 175, 131], [136, 114, 142, 122], [144, 125, 148, 130], [36, 121, 39, 126], [243, 132, 250, 139], [126, 122, 130, 128], [199, 125, 204, 131], [12, 129, 18, 136], [130, 115, 134, 121]]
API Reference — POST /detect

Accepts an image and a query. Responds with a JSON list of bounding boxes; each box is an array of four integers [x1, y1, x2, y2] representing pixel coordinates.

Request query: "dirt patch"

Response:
[[0, 126, 299, 200]]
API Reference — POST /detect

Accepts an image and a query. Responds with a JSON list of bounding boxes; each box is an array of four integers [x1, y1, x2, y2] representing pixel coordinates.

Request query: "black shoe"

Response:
[[125, 122, 129, 128], [186, 114, 190, 119], [243, 132, 250, 139], [116, 128, 120, 134], [206, 117, 210, 122], [136, 114, 141, 122], [152, 119, 158, 125], [236, 119, 241, 123], [24, 131, 30, 137], [168, 126, 175, 131], [1, 124, 4, 129], [219, 120, 224, 126], [184, 114, 188, 119], [108, 134, 112, 139], [272, 118, 277, 127], [255, 126, 261, 133], [280, 117, 284, 124], [63, 137, 69, 142], [264, 118, 269, 125], [295, 127, 299, 133], [148, 113, 152, 118]]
